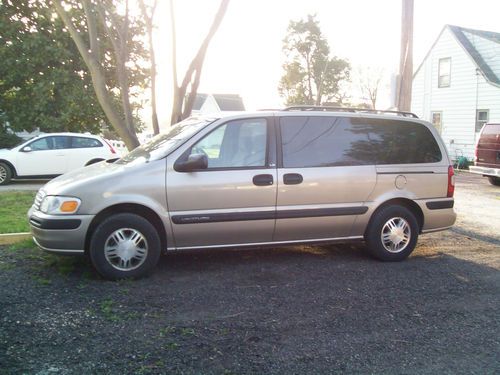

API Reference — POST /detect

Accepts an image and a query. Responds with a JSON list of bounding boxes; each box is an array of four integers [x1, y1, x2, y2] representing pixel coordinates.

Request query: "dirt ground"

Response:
[[0, 172, 499, 374]]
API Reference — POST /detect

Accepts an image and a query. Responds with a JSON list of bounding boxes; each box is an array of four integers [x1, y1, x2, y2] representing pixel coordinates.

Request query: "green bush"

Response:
[[0, 132, 22, 149]]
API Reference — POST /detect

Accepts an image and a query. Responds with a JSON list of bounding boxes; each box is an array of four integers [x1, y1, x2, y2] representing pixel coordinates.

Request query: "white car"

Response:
[[0, 133, 117, 185]]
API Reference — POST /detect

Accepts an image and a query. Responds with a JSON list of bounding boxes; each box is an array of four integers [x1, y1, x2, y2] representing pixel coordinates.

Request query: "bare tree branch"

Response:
[[82, 0, 99, 61], [170, 0, 230, 124]]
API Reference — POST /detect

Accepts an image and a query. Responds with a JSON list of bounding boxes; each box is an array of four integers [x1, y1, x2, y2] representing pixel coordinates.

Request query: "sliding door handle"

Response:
[[283, 173, 303, 185]]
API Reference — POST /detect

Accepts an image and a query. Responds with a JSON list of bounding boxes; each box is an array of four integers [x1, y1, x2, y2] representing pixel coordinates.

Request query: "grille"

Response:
[[33, 189, 46, 211]]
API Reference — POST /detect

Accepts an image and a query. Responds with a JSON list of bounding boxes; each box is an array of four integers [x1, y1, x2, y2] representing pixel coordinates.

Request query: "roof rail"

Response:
[[283, 105, 419, 118]]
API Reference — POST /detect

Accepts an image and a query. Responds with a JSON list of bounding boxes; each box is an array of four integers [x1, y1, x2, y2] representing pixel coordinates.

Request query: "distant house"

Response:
[[191, 93, 245, 115], [411, 25, 500, 160]]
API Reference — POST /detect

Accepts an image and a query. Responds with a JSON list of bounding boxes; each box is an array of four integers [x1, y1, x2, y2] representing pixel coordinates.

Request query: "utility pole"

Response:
[[397, 0, 414, 112]]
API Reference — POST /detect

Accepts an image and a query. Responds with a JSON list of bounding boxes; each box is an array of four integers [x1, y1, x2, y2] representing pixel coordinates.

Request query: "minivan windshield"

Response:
[[116, 117, 216, 164]]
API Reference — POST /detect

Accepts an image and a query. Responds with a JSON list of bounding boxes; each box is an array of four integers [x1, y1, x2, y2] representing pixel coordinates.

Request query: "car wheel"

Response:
[[0, 162, 12, 185], [365, 205, 419, 261], [487, 177, 500, 186], [89, 213, 161, 280]]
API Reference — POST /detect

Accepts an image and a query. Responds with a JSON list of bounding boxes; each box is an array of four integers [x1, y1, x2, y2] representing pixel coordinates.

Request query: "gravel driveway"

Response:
[[1, 172, 499, 374]]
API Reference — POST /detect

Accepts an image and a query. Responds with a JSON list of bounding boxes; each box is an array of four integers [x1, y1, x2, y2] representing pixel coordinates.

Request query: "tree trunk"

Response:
[[397, 0, 414, 112], [139, 0, 160, 135]]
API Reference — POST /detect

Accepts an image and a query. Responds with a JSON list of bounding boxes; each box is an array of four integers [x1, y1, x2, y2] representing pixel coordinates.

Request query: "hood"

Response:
[[41, 160, 128, 195]]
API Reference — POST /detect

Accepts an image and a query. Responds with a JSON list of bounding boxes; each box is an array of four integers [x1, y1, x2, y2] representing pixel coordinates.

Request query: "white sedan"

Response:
[[0, 133, 118, 185]]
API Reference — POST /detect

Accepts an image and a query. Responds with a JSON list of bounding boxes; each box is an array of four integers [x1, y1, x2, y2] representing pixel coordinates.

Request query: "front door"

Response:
[[167, 117, 277, 249], [16, 136, 70, 176]]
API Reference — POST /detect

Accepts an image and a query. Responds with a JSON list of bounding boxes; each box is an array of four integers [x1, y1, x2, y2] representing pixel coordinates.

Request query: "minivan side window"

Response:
[[280, 116, 442, 167], [189, 118, 268, 169]]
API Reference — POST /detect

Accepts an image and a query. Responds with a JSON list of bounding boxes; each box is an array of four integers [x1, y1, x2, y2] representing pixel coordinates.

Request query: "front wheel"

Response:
[[89, 213, 161, 280], [487, 176, 500, 186], [0, 162, 12, 185], [365, 205, 419, 261]]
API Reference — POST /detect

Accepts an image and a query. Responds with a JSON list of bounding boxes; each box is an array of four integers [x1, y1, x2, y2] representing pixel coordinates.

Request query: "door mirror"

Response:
[[21, 146, 32, 153], [174, 153, 208, 172]]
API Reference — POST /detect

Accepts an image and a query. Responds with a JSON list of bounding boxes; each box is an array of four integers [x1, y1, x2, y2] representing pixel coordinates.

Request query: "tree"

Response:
[[139, 0, 159, 135], [0, 0, 107, 134], [53, 0, 148, 150], [169, 0, 230, 125], [278, 15, 350, 106], [357, 67, 384, 109]]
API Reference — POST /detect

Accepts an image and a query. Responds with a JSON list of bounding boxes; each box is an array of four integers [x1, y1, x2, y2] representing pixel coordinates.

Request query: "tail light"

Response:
[[103, 139, 116, 154], [447, 165, 455, 197]]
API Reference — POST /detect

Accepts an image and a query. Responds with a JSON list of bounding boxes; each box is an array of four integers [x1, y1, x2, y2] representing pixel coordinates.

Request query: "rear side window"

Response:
[[280, 116, 442, 167], [71, 137, 103, 148]]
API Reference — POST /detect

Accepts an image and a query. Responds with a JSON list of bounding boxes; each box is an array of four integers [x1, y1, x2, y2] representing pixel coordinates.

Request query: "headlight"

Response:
[[39, 196, 81, 215]]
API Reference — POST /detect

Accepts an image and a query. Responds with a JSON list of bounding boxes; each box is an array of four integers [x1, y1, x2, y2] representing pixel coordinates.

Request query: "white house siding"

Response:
[[412, 27, 500, 160]]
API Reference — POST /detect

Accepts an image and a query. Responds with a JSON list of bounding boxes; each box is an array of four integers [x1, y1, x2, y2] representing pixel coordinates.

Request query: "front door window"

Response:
[[190, 119, 267, 168]]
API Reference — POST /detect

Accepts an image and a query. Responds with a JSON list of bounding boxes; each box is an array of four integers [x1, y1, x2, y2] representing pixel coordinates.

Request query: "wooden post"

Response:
[[397, 0, 414, 112]]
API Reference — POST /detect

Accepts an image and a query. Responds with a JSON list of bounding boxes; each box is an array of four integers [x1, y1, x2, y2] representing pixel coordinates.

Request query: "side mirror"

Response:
[[174, 153, 208, 172], [21, 146, 32, 153]]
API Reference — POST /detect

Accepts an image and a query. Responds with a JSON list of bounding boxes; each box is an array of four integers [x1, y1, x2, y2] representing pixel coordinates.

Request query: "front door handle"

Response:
[[283, 173, 303, 185], [253, 174, 274, 186]]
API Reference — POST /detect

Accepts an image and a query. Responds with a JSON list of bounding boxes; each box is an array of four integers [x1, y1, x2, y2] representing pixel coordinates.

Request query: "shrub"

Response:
[[0, 132, 22, 149]]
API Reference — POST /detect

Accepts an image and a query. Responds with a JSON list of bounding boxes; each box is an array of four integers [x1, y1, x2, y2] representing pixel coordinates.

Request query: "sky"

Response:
[[148, 0, 500, 127]]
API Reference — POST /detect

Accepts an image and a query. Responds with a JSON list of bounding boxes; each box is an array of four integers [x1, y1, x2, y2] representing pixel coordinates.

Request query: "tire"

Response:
[[89, 213, 161, 280], [365, 205, 419, 261], [0, 162, 12, 185], [487, 177, 500, 186]]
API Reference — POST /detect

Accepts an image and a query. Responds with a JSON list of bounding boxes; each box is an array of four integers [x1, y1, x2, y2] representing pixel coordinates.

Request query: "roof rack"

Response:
[[283, 105, 419, 119]]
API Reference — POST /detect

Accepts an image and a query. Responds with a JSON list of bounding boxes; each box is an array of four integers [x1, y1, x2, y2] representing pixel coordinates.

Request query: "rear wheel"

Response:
[[89, 213, 161, 280], [0, 162, 12, 185], [365, 205, 419, 261], [487, 176, 500, 186]]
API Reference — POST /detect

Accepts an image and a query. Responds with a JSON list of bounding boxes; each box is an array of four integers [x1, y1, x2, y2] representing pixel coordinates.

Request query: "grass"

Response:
[[0, 191, 36, 233]]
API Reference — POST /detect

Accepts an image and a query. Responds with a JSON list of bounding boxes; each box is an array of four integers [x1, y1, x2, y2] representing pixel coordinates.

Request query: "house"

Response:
[[191, 93, 245, 115], [411, 25, 500, 160]]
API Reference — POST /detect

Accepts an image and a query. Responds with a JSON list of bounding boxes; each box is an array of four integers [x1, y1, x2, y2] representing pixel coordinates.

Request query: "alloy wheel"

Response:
[[104, 228, 149, 271]]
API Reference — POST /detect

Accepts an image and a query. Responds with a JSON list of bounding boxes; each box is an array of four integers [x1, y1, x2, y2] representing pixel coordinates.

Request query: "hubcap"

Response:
[[0, 166, 6, 183], [381, 217, 411, 253], [104, 228, 148, 271]]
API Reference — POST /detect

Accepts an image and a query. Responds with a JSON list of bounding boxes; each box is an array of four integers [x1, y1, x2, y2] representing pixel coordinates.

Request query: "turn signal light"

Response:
[[60, 201, 79, 213]]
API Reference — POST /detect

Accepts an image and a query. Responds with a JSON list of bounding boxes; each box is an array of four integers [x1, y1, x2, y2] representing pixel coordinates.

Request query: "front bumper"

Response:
[[28, 206, 94, 255], [469, 166, 500, 177]]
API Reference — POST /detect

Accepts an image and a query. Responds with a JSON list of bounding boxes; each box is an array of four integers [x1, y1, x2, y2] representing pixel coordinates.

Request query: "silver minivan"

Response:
[[28, 107, 457, 280]]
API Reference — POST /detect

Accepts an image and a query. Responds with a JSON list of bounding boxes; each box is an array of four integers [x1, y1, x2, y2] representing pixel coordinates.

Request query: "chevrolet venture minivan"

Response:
[[28, 107, 457, 280]]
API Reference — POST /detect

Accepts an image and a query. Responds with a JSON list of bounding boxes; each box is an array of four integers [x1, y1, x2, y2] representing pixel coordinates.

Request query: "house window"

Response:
[[476, 109, 489, 132], [438, 58, 451, 87], [431, 111, 442, 133]]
